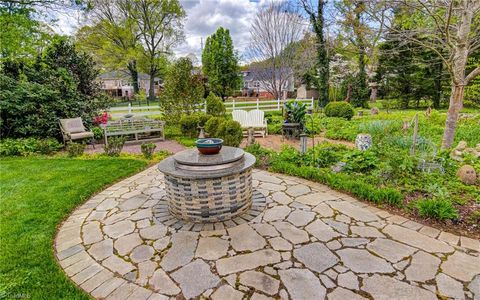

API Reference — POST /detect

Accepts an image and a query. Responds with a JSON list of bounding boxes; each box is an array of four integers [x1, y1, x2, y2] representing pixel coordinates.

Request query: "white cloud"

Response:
[[51, 0, 267, 64]]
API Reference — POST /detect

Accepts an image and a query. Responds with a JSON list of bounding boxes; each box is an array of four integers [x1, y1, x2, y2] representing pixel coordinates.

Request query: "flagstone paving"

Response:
[[55, 166, 480, 300]]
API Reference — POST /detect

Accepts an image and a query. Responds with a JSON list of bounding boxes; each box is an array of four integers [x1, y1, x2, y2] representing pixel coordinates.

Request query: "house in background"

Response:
[[240, 68, 294, 99], [98, 71, 162, 99]]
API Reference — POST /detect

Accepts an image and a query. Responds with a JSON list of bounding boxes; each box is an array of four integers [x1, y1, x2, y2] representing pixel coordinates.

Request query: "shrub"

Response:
[[205, 92, 226, 116], [0, 38, 110, 139], [216, 120, 243, 147], [67, 142, 86, 157], [197, 113, 213, 127], [0, 138, 62, 156], [104, 137, 126, 156], [415, 198, 458, 221], [141, 142, 156, 159], [324, 102, 354, 120], [92, 127, 104, 140], [342, 150, 378, 173], [205, 117, 225, 136], [244, 143, 274, 168], [179, 114, 200, 138], [284, 100, 307, 129]]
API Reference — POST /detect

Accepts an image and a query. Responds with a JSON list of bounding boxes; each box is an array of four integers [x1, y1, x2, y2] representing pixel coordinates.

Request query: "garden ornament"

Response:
[[456, 165, 477, 185], [355, 134, 372, 151]]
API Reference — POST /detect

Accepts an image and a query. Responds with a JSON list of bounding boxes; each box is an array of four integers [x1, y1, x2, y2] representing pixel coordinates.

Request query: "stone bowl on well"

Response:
[[195, 138, 223, 155]]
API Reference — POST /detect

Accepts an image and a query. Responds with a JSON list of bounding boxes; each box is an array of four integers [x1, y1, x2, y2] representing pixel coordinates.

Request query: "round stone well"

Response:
[[158, 146, 256, 223]]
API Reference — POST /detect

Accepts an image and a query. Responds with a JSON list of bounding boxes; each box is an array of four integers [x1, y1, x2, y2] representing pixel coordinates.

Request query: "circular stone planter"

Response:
[[158, 146, 256, 223]]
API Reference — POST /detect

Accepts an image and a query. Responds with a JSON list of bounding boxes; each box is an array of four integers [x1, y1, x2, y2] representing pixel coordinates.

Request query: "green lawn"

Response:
[[0, 157, 147, 299]]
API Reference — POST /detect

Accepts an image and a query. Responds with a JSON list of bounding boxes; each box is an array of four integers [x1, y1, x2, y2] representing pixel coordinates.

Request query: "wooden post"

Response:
[[232, 99, 235, 110], [300, 133, 308, 154], [311, 97, 314, 110], [247, 127, 255, 146], [277, 99, 280, 110], [256, 98, 259, 110], [411, 114, 419, 155]]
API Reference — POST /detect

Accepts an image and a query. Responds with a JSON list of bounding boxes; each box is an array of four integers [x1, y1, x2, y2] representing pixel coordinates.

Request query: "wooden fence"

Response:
[[108, 98, 314, 118]]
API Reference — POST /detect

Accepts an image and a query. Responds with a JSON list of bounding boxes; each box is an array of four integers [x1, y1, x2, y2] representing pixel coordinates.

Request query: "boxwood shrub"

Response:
[[325, 102, 354, 120], [216, 120, 243, 147]]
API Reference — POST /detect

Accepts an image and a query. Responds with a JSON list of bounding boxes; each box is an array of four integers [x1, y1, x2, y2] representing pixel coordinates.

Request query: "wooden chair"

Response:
[[59, 117, 95, 147], [247, 110, 268, 137]]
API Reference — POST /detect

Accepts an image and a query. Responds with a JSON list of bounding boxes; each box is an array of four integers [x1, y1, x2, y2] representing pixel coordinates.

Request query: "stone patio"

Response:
[[55, 166, 480, 300]]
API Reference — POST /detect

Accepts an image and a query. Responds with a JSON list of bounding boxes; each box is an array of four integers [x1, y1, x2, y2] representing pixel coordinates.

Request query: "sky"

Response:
[[51, 0, 272, 64]]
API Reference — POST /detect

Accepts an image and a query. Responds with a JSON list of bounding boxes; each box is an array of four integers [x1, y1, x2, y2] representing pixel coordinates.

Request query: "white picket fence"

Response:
[[108, 98, 314, 118]]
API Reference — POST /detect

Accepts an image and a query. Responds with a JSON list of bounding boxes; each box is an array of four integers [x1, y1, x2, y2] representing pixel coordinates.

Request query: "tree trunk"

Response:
[[432, 61, 442, 109], [442, 84, 464, 149], [344, 84, 352, 102], [148, 70, 155, 103], [127, 60, 139, 95], [314, 0, 329, 108], [370, 84, 377, 102]]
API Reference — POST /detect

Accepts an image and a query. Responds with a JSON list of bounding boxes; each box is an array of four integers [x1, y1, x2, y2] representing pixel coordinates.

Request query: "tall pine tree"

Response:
[[202, 27, 241, 100]]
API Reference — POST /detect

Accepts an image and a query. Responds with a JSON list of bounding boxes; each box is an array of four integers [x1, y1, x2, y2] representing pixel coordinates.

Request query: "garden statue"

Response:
[[370, 107, 379, 115], [358, 110, 363, 116], [450, 141, 480, 161], [456, 165, 477, 185], [247, 127, 255, 146], [331, 161, 346, 173], [198, 126, 205, 138], [425, 106, 432, 117], [355, 134, 372, 151]]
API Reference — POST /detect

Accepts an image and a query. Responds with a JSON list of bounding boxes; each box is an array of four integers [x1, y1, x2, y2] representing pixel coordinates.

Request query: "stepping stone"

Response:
[[441, 251, 480, 282], [102, 255, 135, 275], [251, 223, 279, 237], [137, 260, 157, 285], [362, 274, 436, 300], [211, 285, 244, 300], [160, 231, 198, 272], [279, 268, 326, 299], [271, 192, 293, 205], [259, 182, 286, 192], [383, 225, 453, 253], [269, 237, 292, 251], [149, 269, 180, 295], [366, 238, 416, 263], [88, 239, 113, 261], [82, 222, 103, 245], [216, 249, 281, 276], [239, 270, 279, 295], [337, 248, 394, 274], [468, 275, 480, 298], [286, 210, 315, 227], [351, 226, 385, 238], [312, 203, 334, 217], [328, 287, 367, 300], [436, 273, 465, 300], [273, 221, 309, 244], [103, 220, 135, 239], [405, 251, 440, 282], [296, 192, 337, 206], [96, 198, 118, 211], [293, 243, 338, 273], [118, 195, 148, 211], [337, 271, 359, 290], [228, 224, 266, 252], [114, 233, 143, 256], [171, 259, 220, 299], [328, 200, 379, 222], [263, 206, 291, 222], [305, 219, 341, 242], [139, 224, 167, 240], [130, 245, 154, 263], [195, 237, 229, 260], [253, 172, 283, 184], [285, 184, 310, 197]]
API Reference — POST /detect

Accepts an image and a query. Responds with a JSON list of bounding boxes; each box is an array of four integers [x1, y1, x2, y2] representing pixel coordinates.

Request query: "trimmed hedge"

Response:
[[325, 102, 354, 120], [205, 116, 225, 136], [269, 159, 403, 206], [216, 120, 243, 147]]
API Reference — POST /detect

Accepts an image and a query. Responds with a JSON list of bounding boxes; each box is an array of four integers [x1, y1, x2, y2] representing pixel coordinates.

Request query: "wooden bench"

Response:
[[104, 117, 165, 146]]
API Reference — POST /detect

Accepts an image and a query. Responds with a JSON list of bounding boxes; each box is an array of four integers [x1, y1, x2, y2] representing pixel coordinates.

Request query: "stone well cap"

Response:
[[173, 146, 245, 166]]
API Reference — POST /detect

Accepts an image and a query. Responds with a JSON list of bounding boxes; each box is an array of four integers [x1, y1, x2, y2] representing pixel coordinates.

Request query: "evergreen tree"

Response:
[[202, 27, 241, 100]]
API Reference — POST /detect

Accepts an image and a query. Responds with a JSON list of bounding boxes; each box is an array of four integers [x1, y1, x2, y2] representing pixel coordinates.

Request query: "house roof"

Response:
[[241, 67, 293, 82], [98, 71, 159, 81]]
